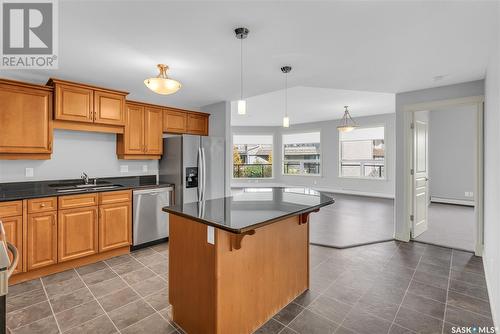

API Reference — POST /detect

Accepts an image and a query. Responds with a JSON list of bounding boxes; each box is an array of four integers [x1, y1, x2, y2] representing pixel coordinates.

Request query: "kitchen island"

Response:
[[162, 187, 334, 334]]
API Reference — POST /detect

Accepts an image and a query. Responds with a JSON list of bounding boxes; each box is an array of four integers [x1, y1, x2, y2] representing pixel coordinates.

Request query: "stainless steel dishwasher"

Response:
[[132, 186, 173, 249]]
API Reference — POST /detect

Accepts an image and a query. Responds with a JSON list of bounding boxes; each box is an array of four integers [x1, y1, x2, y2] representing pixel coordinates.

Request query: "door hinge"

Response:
[[410, 169, 414, 175], [410, 214, 414, 222], [410, 122, 414, 129]]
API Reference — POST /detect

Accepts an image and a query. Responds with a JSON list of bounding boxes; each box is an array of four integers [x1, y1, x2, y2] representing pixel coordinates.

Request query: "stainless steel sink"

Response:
[[55, 184, 123, 193]]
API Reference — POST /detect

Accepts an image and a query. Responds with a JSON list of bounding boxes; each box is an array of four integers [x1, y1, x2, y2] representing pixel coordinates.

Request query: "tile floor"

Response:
[[310, 193, 394, 248], [7, 241, 493, 334]]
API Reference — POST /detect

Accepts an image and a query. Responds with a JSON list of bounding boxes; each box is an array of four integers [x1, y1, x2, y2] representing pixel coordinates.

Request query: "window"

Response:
[[339, 126, 385, 179], [282, 132, 321, 176], [233, 135, 273, 178]]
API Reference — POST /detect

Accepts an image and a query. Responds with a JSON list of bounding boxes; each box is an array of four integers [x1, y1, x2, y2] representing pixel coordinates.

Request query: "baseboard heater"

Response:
[[430, 196, 475, 207]]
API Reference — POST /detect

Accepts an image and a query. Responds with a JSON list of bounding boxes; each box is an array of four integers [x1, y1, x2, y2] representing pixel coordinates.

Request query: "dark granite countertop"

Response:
[[162, 187, 334, 234], [0, 175, 173, 202]]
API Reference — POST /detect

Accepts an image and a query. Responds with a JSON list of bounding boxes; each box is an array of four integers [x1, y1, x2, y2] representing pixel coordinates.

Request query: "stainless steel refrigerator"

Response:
[[159, 135, 225, 204]]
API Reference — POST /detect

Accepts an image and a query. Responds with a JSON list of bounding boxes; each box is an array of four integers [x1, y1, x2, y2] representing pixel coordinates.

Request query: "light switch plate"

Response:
[[120, 165, 129, 173], [142, 165, 148, 172], [25, 168, 34, 177], [207, 226, 215, 245]]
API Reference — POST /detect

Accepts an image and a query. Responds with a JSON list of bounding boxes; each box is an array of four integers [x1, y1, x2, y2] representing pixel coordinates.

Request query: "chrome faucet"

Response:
[[81, 172, 89, 185]]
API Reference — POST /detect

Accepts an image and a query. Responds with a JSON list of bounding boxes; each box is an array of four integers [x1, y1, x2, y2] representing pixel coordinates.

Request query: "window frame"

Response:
[[281, 130, 322, 177], [338, 125, 387, 181], [231, 133, 275, 180]]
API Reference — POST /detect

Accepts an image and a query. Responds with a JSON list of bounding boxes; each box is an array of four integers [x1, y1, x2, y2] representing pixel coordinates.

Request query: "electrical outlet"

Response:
[[120, 165, 129, 173], [142, 165, 148, 172], [464, 191, 474, 198], [313, 180, 317, 185], [25, 168, 34, 177]]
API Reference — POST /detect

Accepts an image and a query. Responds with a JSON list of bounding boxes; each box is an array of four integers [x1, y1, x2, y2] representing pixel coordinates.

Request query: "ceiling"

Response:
[[2, 1, 496, 112], [230, 86, 395, 126]]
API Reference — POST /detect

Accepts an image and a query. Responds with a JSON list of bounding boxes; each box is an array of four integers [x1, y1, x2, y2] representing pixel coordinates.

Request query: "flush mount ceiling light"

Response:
[[337, 106, 358, 132], [235, 27, 249, 115], [281, 65, 292, 128], [144, 64, 181, 95]]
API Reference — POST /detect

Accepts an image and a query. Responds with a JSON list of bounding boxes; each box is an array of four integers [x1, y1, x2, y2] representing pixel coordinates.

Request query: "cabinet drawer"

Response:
[[0, 201, 23, 218], [58, 193, 98, 209], [27, 197, 57, 213], [99, 190, 131, 205]]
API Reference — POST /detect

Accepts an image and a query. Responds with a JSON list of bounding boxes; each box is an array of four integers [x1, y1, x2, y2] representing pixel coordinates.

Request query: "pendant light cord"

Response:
[[285, 72, 288, 117], [240, 38, 243, 100]]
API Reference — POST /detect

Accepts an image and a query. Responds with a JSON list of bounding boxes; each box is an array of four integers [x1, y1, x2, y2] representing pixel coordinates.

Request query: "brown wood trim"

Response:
[[10, 246, 130, 285], [117, 154, 161, 160], [53, 120, 124, 134], [22, 200, 27, 273], [0, 78, 53, 91], [0, 153, 51, 160], [229, 230, 256, 251], [299, 209, 319, 225], [47, 78, 128, 96]]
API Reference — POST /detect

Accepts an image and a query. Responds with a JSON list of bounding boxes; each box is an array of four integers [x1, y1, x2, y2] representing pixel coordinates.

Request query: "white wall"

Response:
[[231, 113, 396, 198], [0, 130, 158, 182], [483, 3, 500, 327], [429, 105, 476, 202], [394, 80, 485, 241]]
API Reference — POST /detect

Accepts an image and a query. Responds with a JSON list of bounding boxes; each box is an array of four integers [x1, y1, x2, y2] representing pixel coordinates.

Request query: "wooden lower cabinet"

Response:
[[99, 202, 131, 252], [58, 207, 98, 262], [27, 212, 57, 270], [2, 215, 23, 274]]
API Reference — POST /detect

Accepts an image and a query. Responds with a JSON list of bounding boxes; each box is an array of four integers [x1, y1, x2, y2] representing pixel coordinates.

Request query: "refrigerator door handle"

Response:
[[201, 147, 207, 202], [197, 147, 203, 201]]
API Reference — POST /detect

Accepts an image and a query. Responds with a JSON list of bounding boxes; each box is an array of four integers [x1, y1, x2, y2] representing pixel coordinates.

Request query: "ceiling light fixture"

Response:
[[235, 27, 249, 115], [144, 64, 181, 95], [337, 106, 358, 132], [281, 65, 292, 128]]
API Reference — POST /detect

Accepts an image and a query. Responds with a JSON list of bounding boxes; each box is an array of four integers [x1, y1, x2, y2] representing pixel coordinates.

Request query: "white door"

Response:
[[412, 111, 429, 238]]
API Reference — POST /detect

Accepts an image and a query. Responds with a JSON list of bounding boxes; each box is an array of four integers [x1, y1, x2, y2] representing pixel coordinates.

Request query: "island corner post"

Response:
[[168, 210, 317, 334]]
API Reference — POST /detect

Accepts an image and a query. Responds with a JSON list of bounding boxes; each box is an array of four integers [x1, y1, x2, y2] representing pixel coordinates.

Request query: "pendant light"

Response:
[[337, 106, 358, 132], [235, 27, 249, 115], [144, 64, 181, 95], [281, 66, 292, 128]]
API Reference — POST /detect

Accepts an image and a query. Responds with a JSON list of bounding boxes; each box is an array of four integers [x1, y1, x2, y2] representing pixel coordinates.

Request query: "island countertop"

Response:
[[162, 187, 334, 234]]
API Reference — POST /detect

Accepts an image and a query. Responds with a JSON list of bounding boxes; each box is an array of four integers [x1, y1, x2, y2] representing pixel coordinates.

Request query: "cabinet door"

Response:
[[55, 84, 94, 123], [187, 114, 209, 136], [94, 91, 125, 126], [99, 203, 131, 252], [144, 106, 163, 155], [2, 216, 23, 274], [124, 104, 144, 154], [28, 212, 57, 270], [58, 207, 98, 262], [0, 83, 52, 154], [163, 109, 187, 133]]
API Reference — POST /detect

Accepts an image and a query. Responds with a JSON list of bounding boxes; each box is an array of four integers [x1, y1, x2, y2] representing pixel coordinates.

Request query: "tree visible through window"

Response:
[[233, 135, 273, 178], [283, 132, 321, 176], [339, 126, 385, 178]]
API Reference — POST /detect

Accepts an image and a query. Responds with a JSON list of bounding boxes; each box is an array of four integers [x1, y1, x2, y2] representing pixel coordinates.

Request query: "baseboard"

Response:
[[430, 196, 475, 207], [483, 251, 498, 328]]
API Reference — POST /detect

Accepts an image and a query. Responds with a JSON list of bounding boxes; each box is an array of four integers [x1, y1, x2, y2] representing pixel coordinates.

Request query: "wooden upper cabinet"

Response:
[[163, 108, 187, 133], [144, 106, 163, 155], [2, 215, 23, 274], [54, 83, 94, 123], [187, 113, 209, 136], [94, 90, 125, 126], [120, 103, 144, 155], [27, 211, 57, 270], [58, 206, 98, 262], [48, 78, 128, 134], [0, 80, 53, 159]]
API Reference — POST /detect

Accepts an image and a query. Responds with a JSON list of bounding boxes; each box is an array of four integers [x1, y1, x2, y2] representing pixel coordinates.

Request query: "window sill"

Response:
[[338, 176, 387, 181]]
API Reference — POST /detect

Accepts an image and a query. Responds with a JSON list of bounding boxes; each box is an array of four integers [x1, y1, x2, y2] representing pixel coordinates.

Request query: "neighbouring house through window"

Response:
[[233, 134, 273, 178], [339, 126, 385, 179], [282, 132, 321, 176]]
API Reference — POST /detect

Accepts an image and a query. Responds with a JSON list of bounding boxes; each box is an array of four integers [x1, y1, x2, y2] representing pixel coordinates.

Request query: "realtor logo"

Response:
[[1, 0, 58, 68]]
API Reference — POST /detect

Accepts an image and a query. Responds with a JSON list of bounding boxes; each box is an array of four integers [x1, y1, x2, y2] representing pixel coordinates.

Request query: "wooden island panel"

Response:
[[169, 214, 309, 334]]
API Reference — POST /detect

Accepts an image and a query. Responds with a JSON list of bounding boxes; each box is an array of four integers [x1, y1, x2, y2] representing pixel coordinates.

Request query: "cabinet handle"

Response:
[[40, 203, 46, 207]]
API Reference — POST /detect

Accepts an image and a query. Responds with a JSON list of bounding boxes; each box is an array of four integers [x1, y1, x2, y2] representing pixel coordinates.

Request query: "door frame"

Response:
[[403, 96, 484, 256]]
